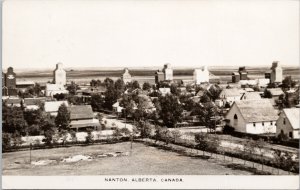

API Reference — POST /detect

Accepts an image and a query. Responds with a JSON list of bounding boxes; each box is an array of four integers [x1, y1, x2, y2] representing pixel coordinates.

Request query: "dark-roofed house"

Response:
[[276, 108, 299, 139], [3, 98, 22, 107], [267, 88, 284, 104], [69, 105, 100, 131], [225, 99, 279, 134], [24, 97, 46, 110]]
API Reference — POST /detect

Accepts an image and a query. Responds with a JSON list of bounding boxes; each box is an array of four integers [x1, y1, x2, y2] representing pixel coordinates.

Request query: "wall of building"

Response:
[[276, 112, 298, 139], [246, 121, 276, 134], [225, 104, 247, 133]]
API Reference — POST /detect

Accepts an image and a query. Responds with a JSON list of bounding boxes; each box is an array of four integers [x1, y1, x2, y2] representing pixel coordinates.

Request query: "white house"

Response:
[[225, 99, 279, 134], [219, 88, 241, 105], [193, 66, 209, 84], [276, 108, 299, 139], [53, 63, 66, 85], [44, 101, 69, 116], [159, 87, 171, 96], [45, 83, 69, 97]]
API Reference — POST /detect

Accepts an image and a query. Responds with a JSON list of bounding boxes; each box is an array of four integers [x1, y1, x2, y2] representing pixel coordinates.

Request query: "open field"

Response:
[[3, 142, 253, 175], [14, 66, 300, 85]]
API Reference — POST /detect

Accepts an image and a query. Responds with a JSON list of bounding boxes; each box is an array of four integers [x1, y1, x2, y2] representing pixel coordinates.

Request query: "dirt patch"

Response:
[[62, 155, 92, 163], [31, 160, 57, 166]]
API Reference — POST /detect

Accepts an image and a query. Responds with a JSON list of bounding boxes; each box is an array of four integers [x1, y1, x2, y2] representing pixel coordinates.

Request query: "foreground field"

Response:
[[2, 142, 252, 175]]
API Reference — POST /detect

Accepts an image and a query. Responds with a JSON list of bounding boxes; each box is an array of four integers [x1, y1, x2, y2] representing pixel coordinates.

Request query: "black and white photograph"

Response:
[[2, 0, 299, 189]]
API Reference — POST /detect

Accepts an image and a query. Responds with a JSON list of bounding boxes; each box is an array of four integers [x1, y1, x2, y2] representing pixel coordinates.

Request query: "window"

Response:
[[270, 121, 273, 125], [253, 122, 256, 127], [289, 132, 293, 138], [283, 118, 286, 125], [262, 122, 264, 126], [234, 114, 238, 120]]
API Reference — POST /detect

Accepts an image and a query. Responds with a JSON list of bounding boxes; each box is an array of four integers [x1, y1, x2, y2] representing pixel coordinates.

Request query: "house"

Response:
[[276, 108, 299, 139], [45, 83, 69, 97], [24, 97, 46, 110], [68, 105, 100, 131], [240, 92, 262, 100], [159, 87, 171, 96], [44, 101, 69, 116], [256, 78, 270, 88], [219, 88, 241, 105], [225, 99, 279, 134], [112, 101, 124, 115], [267, 88, 284, 103], [3, 98, 22, 107], [16, 81, 35, 92]]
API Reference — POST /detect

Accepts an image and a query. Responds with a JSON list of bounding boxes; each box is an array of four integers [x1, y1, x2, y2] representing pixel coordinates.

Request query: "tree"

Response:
[[263, 89, 272, 98], [159, 94, 183, 128], [282, 76, 296, 89], [55, 103, 70, 131], [2, 133, 12, 151], [2, 105, 28, 135], [104, 78, 114, 88], [195, 133, 209, 156], [142, 82, 151, 91], [272, 149, 283, 174], [137, 121, 153, 139], [171, 130, 181, 144], [200, 93, 211, 103], [67, 81, 80, 95], [170, 83, 180, 96], [132, 80, 140, 89], [53, 93, 66, 100], [91, 94, 104, 111], [207, 134, 220, 157]]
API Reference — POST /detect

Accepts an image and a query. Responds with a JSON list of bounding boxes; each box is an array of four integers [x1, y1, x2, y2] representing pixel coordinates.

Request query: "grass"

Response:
[[2, 142, 252, 175]]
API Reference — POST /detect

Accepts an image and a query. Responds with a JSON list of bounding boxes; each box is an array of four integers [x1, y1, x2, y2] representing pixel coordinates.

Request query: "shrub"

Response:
[[85, 129, 94, 144], [2, 133, 12, 151]]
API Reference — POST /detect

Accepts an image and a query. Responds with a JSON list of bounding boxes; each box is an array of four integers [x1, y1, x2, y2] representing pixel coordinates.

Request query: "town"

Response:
[[2, 61, 299, 175]]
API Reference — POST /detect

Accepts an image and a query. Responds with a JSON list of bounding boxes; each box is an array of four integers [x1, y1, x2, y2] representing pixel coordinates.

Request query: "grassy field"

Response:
[[2, 142, 252, 175]]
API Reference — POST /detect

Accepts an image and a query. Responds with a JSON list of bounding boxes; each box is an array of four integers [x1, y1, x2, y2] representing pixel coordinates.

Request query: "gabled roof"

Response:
[[44, 101, 68, 113], [267, 88, 284, 96], [234, 99, 278, 122], [4, 98, 22, 105], [46, 83, 66, 91], [69, 105, 94, 120], [240, 92, 262, 100], [219, 88, 241, 97], [24, 97, 46, 105], [283, 108, 299, 130]]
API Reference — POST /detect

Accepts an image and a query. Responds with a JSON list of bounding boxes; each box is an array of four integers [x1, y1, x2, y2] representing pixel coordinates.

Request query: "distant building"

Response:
[[266, 88, 284, 103], [24, 97, 46, 110], [238, 67, 248, 80], [44, 101, 69, 116], [256, 78, 270, 88], [276, 108, 299, 139], [155, 70, 164, 84], [225, 99, 278, 134], [193, 66, 209, 84], [265, 61, 283, 83], [162, 63, 173, 81], [53, 63, 66, 85], [121, 68, 132, 84], [2, 67, 18, 96], [232, 72, 240, 83], [69, 105, 100, 131], [45, 83, 69, 97], [16, 81, 35, 93], [159, 87, 171, 96], [3, 98, 22, 107]]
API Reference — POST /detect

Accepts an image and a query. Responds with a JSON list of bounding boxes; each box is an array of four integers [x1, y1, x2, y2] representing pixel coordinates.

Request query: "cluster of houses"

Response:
[[2, 61, 299, 139]]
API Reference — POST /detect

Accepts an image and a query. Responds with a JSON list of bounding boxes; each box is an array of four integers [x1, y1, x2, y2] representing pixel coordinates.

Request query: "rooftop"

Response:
[[69, 105, 94, 120], [283, 108, 299, 130], [234, 99, 279, 122]]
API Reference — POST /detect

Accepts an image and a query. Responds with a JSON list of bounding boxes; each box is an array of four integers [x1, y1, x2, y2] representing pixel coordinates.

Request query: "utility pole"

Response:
[[29, 143, 32, 164]]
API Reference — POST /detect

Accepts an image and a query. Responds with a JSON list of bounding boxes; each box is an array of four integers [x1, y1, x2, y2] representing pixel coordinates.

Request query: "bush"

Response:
[[2, 133, 12, 151], [223, 125, 235, 134], [85, 129, 94, 144], [27, 125, 41, 136]]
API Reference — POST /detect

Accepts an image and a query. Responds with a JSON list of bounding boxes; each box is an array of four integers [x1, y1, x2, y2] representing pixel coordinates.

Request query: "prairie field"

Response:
[[3, 142, 252, 175]]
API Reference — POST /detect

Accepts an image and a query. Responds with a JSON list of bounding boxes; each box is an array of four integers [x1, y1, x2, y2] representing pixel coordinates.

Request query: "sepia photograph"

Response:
[[2, 0, 299, 189]]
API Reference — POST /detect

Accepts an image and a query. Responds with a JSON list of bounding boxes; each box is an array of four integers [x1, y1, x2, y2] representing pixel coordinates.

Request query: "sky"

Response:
[[3, 0, 299, 70]]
